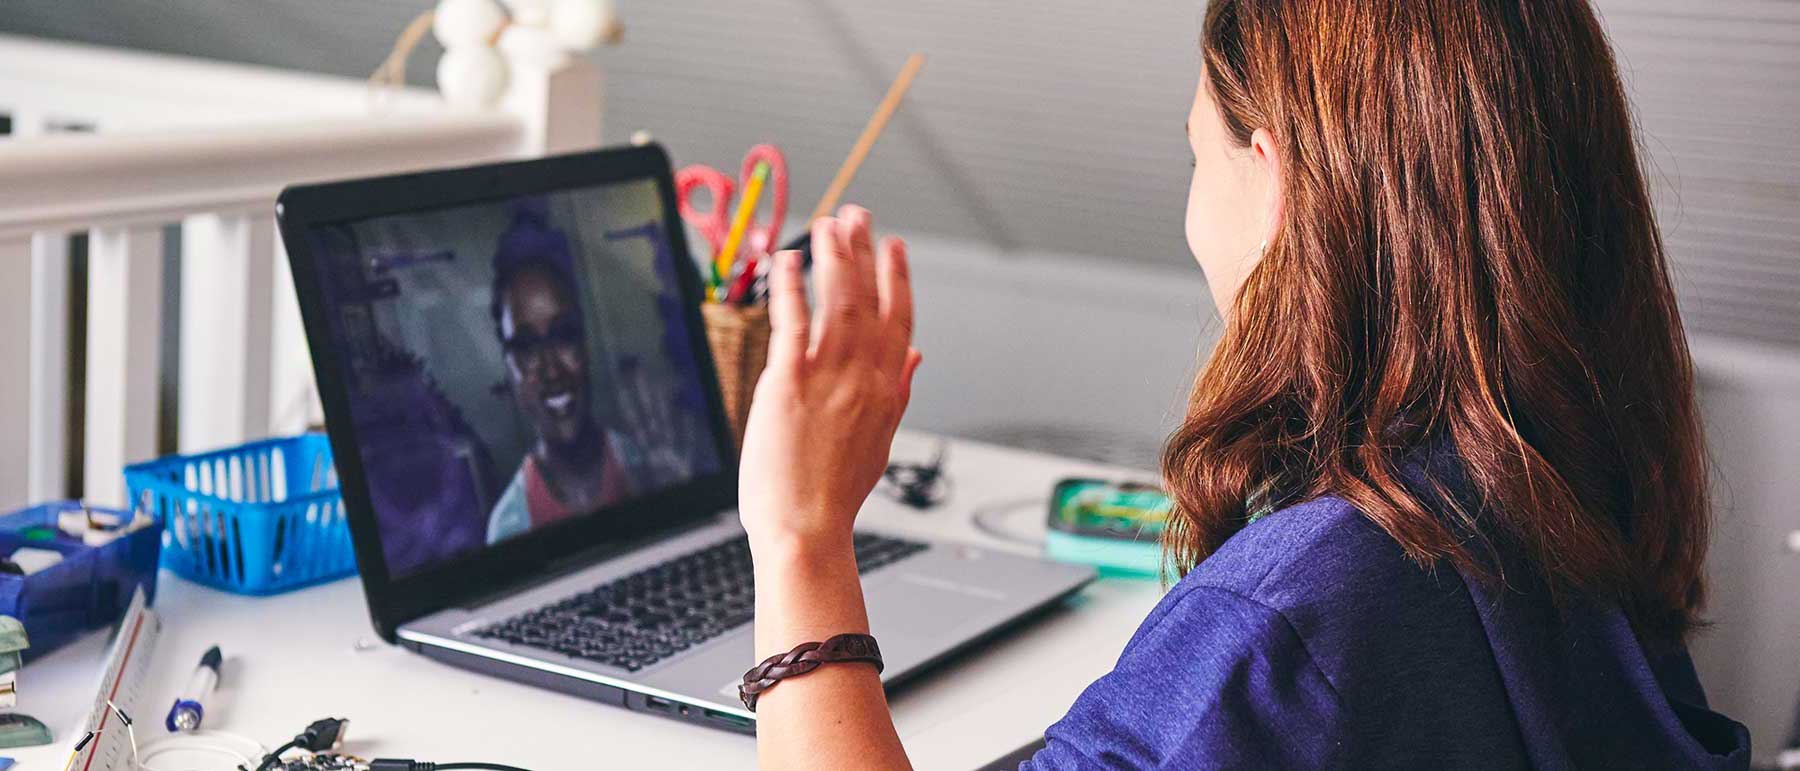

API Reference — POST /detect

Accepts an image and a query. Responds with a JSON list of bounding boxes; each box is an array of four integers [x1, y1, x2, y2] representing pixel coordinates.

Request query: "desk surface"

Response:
[[11, 432, 1165, 770]]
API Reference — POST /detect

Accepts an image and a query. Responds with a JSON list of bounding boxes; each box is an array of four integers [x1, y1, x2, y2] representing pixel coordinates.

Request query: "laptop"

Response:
[[274, 144, 1096, 733]]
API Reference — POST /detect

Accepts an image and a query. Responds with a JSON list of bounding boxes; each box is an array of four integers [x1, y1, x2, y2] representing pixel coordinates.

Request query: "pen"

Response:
[[165, 645, 221, 732], [724, 248, 765, 305]]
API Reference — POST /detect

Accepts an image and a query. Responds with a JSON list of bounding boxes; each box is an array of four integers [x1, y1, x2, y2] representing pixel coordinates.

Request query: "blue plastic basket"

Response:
[[123, 434, 355, 595], [0, 501, 161, 662]]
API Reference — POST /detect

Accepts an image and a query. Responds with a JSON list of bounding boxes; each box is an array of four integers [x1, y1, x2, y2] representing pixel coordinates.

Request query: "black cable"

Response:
[[436, 764, 537, 771], [251, 717, 535, 771], [256, 739, 302, 771], [258, 717, 349, 771], [881, 442, 950, 509], [369, 761, 536, 771]]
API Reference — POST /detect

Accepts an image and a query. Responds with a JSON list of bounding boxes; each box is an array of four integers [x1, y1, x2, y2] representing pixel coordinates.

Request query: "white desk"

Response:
[[10, 432, 1165, 770]]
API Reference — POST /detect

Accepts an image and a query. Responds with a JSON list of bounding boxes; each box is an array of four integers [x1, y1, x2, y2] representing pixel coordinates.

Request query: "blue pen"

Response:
[[165, 646, 221, 732]]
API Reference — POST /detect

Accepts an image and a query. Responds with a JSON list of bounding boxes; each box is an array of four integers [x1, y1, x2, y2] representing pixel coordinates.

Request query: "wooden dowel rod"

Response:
[[808, 53, 926, 223]]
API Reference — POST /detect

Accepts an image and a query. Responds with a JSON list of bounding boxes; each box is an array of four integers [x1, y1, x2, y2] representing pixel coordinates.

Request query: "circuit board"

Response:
[[263, 754, 366, 771]]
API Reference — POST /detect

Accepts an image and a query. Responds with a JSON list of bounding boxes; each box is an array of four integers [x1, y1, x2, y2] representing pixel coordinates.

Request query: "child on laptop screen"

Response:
[[486, 211, 640, 542], [304, 182, 724, 577]]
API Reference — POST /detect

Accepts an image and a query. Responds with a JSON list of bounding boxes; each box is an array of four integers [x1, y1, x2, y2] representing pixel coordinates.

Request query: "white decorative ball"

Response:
[[549, 0, 619, 51], [499, 0, 552, 26], [436, 46, 509, 108], [497, 23, 571, 70], [432, 0, 508, 49]]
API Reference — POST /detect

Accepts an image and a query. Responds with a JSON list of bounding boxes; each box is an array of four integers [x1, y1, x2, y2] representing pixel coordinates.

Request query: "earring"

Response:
[[1257, 239, 1268, 257]]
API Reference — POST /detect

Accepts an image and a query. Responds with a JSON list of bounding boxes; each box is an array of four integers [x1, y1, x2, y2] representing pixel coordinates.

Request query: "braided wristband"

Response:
[[738, 633, 884, 711]]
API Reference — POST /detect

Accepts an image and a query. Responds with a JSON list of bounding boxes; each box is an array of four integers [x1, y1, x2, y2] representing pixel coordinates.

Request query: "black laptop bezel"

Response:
[[276, 144, 739, 642]]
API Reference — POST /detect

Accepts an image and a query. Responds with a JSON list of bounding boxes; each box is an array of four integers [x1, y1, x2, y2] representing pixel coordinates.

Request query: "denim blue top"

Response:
[[1022, 482, 1750, 769]]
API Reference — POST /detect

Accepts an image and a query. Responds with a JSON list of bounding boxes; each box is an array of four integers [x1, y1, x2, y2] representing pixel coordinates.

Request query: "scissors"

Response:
[[675, 144, 789, 272]]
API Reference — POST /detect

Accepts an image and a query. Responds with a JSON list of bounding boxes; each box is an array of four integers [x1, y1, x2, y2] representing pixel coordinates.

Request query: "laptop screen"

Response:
[[300, 178, 725, 579]]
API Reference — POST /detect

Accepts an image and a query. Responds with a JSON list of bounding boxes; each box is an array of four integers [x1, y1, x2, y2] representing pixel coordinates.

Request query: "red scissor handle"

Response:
[[738, 144, 789, 257], [675, 165, 735, 257]]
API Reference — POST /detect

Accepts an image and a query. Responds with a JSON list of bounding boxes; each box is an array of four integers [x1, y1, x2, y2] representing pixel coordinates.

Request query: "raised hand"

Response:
[[737, 205, 922, 553]]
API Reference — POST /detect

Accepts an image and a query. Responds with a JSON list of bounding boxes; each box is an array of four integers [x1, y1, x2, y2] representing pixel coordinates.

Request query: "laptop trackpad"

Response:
[[864, 568, 1008, 667], [680, 571, 1001, 701]]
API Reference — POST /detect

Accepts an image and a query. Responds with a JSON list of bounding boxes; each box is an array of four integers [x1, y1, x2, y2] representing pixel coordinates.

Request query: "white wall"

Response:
[[898, 233, 1217, 469], [1688, 341, 1800, 760]]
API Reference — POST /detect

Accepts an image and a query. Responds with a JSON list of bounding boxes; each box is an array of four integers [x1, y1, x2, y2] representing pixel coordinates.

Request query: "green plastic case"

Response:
[[1044, 479, 1171, 578]]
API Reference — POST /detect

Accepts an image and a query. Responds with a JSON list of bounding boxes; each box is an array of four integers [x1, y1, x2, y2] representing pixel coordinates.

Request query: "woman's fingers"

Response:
[[766, 249, 812, 369], [899, 347, 923, 406], [834, 206, 887, 364], [842, 205, 876, 269], [875, 235, 913, 370], [798, 206, 913, 383], [807, 216, 852, 358], [811, 208, 880, 361]]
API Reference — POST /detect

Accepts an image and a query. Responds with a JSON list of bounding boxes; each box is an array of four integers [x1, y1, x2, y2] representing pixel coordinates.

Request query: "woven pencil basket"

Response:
[[702, 303, 771, 450]]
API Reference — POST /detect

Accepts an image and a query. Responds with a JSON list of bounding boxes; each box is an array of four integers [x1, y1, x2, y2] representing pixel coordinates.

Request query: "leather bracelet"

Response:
[[738, 633, 884, 711]]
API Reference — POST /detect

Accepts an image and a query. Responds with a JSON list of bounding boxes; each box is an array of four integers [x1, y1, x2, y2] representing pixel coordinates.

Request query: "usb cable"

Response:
[[256, 718, 352, 771], [366, 762, 534, 771], [252, 717, 535, 771]]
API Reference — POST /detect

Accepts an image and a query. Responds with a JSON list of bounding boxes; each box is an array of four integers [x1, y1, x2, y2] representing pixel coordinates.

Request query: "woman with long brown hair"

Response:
[[735, 0, 1751, 767]]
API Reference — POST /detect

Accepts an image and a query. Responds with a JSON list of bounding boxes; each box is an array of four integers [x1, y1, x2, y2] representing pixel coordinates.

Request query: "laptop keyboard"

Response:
[[472, 533, 929, 672]]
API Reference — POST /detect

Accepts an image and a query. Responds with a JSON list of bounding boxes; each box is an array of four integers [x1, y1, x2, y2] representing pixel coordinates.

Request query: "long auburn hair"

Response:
[[1162, 0, 1709, 646]]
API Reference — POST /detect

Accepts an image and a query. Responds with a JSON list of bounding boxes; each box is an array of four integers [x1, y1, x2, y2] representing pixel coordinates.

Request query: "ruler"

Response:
[[69, 586, 160, 771]]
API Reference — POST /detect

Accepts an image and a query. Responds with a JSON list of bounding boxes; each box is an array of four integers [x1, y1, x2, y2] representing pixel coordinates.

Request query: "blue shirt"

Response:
[[1023, 494, 1750, 769]]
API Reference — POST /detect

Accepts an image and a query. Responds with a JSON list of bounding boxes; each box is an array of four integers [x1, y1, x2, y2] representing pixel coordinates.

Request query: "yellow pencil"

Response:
[[714, 161, 770, 302]]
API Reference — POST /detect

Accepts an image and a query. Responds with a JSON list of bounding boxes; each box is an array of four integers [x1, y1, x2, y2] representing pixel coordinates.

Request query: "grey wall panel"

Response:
[[1595, 1, 1800, 349], [595, 0, 1204, 265], [5, 2, 1797, 345], [0, 0, 1205, 267], [7, 1, 1792, 345]]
